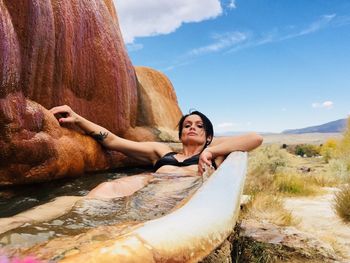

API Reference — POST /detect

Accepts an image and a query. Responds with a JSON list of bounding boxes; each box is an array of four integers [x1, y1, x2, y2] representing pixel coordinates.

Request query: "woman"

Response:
[[0, 106, 263, 234], [50, 105, 263, 198]]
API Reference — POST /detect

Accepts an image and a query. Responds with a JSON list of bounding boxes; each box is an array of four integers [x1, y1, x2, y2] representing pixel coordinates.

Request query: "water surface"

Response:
[[0, 170, 202, 252]]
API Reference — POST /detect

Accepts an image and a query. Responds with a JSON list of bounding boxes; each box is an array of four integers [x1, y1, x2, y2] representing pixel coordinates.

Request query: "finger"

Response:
[[198, 163, 204, 175], [50, 105, 67, 115], [59, 116, 75, 123], [201, 157, 212, 167]]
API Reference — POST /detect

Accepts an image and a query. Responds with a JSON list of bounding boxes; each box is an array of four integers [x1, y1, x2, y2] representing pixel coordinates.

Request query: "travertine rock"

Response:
[[0, 0, 138, 185], [124, 66, 182, 142], [0, 0, 137, 134], [0, 1, 182, 185], [0, 96, 134, 185]]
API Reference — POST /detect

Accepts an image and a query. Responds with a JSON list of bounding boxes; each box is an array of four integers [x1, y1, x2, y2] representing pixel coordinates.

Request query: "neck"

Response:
[[181, 144, 205, 157]]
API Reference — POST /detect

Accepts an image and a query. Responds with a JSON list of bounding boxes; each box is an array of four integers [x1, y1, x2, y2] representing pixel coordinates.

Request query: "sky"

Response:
[[113, 0, 350, 133]]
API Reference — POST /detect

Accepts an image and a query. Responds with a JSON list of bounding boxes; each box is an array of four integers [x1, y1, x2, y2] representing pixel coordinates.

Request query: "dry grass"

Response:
[[320, 234, 348, 259], [246, 145, 330, 197], [241, 192, 299, 226], [245, 145, 289, 194], [245, 140, 350, 224], [334, 185, 350, 222], [274, 172, 320, 196], [308, 172, 340, 187]]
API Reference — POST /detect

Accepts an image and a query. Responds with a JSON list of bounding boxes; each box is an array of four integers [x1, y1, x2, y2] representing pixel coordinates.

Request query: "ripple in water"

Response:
[[0, 174, 202, 250]]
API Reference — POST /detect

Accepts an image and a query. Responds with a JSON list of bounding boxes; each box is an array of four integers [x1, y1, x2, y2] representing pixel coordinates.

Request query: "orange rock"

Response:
[[0, 1, 182, 185], [124, 66, 182, 142], [0, 95, 138, 185]]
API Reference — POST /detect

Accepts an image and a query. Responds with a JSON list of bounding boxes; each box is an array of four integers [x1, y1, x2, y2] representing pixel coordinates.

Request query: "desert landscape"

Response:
[[235, 128, 350, 262], [262, 132, 343, 145]]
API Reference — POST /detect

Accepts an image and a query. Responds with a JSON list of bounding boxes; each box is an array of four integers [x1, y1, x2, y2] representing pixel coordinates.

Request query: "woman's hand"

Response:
[[198, 149, 214, 175], [50, 105, 80, 124]]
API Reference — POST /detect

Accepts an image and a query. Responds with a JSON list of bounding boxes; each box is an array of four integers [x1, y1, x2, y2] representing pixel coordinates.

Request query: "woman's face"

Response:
[[180, 114, 208, 145]]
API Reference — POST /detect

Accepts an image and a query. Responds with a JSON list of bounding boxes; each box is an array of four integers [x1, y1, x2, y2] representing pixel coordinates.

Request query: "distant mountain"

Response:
[[282, 118, 347, 134]]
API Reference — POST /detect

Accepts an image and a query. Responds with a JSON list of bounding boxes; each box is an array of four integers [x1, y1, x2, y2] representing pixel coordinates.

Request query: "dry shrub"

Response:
[[320, 235, 348, 259], [274, 172, 320, 196], [245, 145, 289, 194], [242, 192, 298, 226], [325, 159, 349, 183], [320, 138, 338, 162], [334, 118, 350, 168], [309, 172, 341, 187], [334, 185, 350, 222], [338, 118, 350, 149]]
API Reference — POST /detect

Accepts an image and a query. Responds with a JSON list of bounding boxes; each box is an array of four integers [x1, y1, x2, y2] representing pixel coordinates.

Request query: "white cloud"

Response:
[[188, 31, 247, 56], [282, 14, 336, 40], [227, 14, 340, 54], [312, 101, 334, 109], [282, 108, 287, 111], [163, 31, 247, 71], [114, 0, 222, 44]]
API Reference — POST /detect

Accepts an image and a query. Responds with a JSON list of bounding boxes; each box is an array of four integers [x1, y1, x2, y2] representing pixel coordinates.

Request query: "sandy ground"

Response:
[[284, 188, 350, 260], [262, 132, 342, 145]]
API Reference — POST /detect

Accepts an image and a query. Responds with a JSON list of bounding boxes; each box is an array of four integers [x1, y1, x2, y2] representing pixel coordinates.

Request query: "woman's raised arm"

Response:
[[209, 133, 263, 155], [198, 133, 263, 174], [50, 105, 171, 163]]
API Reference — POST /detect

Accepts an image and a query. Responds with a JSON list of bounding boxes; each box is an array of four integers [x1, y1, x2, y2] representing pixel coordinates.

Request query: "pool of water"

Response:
[[0, 167, 147, 217], [0, 171, 202, 253]]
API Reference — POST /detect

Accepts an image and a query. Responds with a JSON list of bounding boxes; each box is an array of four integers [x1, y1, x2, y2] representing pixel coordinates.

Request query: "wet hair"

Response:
[[178, 110, 214, 147]]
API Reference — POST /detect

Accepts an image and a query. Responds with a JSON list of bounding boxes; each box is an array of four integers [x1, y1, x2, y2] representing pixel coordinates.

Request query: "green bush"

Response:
[[293, 144, 320, 157]]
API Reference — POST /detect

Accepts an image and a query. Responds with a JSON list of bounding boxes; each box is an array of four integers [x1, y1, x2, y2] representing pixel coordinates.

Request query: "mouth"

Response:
[[188, 132, 197, 136]]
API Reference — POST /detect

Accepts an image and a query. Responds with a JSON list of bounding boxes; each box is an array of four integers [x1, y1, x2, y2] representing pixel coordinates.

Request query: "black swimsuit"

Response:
[[153, 152, 217, 172]]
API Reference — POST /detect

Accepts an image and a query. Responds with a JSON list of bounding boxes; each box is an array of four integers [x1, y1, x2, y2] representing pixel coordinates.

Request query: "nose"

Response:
[[189, 125, 196, 130]]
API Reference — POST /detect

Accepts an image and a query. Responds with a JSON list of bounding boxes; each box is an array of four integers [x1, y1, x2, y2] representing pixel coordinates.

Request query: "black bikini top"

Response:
[[153, 152, 217, 172]]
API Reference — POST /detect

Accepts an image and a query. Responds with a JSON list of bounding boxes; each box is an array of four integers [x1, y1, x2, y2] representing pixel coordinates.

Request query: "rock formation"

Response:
[[1, 0, 137, 133], [125, 66, 182, 142], [0, 0, 182, 185]]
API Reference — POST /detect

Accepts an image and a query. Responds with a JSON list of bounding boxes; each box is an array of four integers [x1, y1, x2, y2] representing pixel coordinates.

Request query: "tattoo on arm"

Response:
[[88, 131, 108, 142]]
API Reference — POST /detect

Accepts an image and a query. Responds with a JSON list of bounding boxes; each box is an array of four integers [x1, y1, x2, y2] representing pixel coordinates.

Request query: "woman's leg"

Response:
[[0, 196, 82, 235], [0, 175, 153, 234], [86, 174, 153, 199]]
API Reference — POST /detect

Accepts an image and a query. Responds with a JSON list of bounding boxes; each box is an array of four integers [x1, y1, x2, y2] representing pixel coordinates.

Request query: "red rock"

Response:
[[0, 1, 181, 185], [0, 0, 139, 185], [1, 0, 137, 134], [0, 94, 137, 185]]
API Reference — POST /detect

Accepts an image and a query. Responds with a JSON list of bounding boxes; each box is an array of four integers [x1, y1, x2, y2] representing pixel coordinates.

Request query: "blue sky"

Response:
[[114, 0, 350, 133]]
